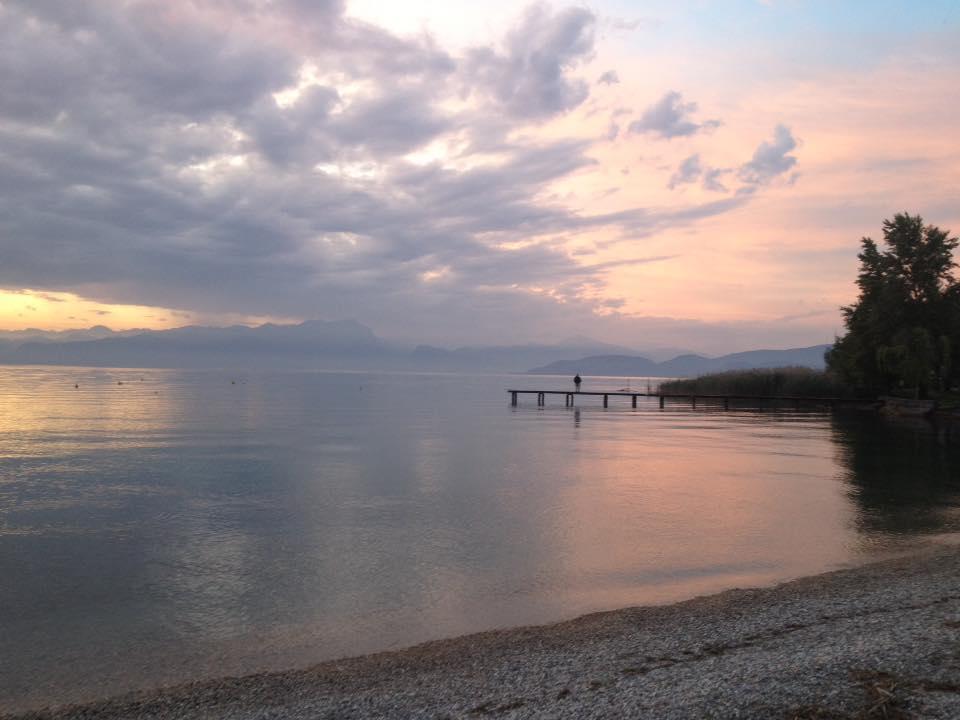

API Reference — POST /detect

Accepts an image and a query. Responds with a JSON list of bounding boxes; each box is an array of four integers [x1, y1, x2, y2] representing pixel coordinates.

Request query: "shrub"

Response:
[[659, 367, 848, 398]]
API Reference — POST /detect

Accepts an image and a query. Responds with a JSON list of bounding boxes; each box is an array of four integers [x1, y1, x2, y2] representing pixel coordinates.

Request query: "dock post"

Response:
[[692, 396, 696, 409], [723, 398, 729, 410], [568, 393, 574, 407], [659, 396, 665, 409], [632, 395, 637, 408], [511, 391, 518, 406], [538, 392, 544, 406], [794, 399, 801, 411], [603, 394, 608, 408]]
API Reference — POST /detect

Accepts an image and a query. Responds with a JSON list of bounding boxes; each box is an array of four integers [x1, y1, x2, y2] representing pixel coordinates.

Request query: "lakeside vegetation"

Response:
[[663, 213, 959, 401], [660, 367, 849, 398], [827, 213, 960, 398]]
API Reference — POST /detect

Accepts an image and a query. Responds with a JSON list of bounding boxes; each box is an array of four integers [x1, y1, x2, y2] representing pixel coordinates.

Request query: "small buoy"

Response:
[[231, 380, 236, 385], [74, 383, 79, 389], [117, 381, 123, 385]]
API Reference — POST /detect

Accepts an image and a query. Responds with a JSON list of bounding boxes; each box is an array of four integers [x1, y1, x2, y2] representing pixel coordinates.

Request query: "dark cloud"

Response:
[[0, 1, 782, 346], [464, 4, 595, 119], [629, 91, 721, 139], [738, 125, 798, 184]]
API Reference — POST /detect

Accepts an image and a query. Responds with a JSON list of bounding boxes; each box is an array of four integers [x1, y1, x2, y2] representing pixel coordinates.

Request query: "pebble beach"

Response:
[[6, 543, 960, 720]]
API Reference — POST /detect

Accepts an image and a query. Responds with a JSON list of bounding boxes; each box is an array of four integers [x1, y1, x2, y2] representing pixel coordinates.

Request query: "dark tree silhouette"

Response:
[[827, 213, 960, 396]]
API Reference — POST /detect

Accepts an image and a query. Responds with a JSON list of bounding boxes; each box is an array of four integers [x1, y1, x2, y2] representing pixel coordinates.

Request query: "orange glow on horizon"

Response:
[[0, 289, 292, 332]]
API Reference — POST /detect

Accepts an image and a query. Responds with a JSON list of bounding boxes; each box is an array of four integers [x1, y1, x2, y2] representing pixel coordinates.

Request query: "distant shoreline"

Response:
[[8, 542, 960, 720]]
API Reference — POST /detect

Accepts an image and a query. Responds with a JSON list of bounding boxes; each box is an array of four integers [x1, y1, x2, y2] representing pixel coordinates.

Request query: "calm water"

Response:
[[2, 367, 960, 711]]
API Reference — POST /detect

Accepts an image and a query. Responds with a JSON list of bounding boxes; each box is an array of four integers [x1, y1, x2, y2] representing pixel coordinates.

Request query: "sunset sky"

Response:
[[1, 0, 957, 353]]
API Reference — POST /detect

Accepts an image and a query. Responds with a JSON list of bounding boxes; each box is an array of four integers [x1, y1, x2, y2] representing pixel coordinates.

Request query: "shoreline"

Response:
[[7, 543, 960, 719]]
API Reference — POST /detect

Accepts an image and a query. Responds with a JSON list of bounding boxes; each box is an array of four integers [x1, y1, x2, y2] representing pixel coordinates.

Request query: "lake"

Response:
[[2, 366, 959, 712]]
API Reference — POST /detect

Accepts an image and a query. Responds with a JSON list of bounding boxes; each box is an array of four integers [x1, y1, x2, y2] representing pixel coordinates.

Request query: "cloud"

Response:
[[464, 4, 596, 119], [629, 91, 722, 139], [702, 167, 730, 193], [668, 155, 735, 193], [0, 1, 779, 346], [668, 154, 703, 189], [606, 16, 655, 32], [738, 124, 798, 184], [597, 70, 620, 85]]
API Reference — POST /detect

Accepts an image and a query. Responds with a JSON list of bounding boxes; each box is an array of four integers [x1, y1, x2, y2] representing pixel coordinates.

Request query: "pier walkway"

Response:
[[507, 389, 839, 410]]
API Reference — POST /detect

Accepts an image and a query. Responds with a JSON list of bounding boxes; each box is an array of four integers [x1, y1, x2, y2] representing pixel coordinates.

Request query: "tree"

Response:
[[826, 213, 960, 397]]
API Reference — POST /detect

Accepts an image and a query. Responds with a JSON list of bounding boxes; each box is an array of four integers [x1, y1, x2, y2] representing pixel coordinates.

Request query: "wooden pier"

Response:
[[507, 389, 839, 410]]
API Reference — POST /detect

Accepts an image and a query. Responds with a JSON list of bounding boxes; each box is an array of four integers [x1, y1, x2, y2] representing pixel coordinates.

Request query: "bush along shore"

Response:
[[661, 215, 959, 418], [827, 213, 960, 405], [658, 367, 960, 420], [659, 367, 850, 400]]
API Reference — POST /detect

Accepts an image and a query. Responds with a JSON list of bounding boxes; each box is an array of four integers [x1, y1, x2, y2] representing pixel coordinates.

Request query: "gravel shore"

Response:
[[7, 544, 960, 720]]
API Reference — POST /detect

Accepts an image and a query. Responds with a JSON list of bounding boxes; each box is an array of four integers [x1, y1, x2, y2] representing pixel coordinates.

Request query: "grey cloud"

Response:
[[738, 125, 798, 184], [328, 21, 457, 79], [629, 91, 721, 139], [668, 154, 702, 189], [328, 87, 454, 155], [245, 86, 340, 165], [606, 16, 657, 32], [465, 4, 596, 119], [702, 167, 730, 193], [276, 0, 345, 19], [597, 70, 620, 85], [0, 1, 774, 346], [0, 2, 298, 124]]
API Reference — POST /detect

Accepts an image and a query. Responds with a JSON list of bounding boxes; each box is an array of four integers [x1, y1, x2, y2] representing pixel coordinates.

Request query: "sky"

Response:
[[0, 0, 958, 353]]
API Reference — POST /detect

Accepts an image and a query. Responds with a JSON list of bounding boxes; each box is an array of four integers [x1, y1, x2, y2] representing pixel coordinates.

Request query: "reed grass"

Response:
[[659, 367, 848, 398]]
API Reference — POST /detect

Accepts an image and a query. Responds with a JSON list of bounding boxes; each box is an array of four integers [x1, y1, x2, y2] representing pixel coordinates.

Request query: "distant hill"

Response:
[[4, 320, 391, 369], [0, 321, 643, 372], [0, 325, 145, 343], [527, 345, 832, 377], [0, 320, 831, 375], [408, 338, 641, 373]]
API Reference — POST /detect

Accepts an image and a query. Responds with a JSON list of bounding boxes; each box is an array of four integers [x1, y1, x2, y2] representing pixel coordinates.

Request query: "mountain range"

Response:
[[0, 320, 830, 375], [527, 345, 831, 377]]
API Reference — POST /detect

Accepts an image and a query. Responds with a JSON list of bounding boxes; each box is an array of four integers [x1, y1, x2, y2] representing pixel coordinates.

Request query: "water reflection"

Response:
[[832, 413, 960, 537], [3, 369, 960, 712]]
